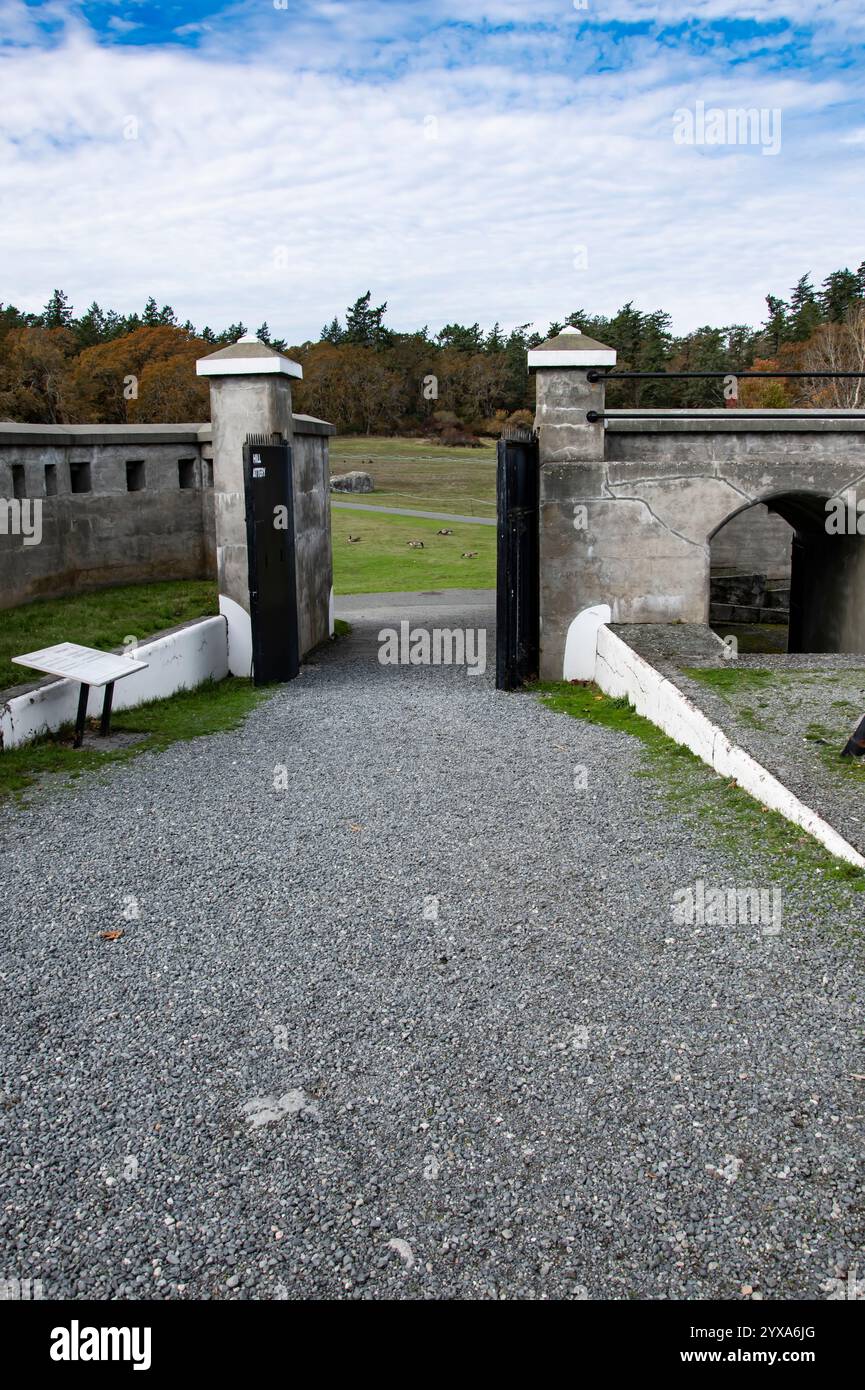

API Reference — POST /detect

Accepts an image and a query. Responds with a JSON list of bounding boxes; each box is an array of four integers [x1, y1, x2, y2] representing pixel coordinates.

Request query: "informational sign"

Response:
[[12, 642, 149, 688]]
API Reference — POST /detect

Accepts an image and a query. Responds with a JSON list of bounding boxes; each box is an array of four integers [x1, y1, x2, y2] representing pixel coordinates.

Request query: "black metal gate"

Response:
[[243, 434, 300, 686], [496, 429, 540, 690]]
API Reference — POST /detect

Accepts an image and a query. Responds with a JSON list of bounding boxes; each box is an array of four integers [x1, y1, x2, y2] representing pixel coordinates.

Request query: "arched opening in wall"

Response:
[[709, 492, 865, 655], [709, 500, 794, 654]]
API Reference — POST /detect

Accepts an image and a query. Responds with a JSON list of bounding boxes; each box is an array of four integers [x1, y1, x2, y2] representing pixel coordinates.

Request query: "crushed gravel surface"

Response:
[[0, 596, 863, 1301]]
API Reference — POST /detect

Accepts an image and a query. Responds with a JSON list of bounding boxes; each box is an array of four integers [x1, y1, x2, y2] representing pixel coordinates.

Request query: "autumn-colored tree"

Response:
[[65, 325, 210, 423], [127, 354, 211, 422], [800, 305, 865, 408], [739, 339, 805, 408], [0, 326, 76, 422]]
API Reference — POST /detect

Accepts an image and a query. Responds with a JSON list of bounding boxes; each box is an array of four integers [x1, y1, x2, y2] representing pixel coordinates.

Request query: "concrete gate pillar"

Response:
[[196, 336, 303, 677], [528, 326, 617, 679]]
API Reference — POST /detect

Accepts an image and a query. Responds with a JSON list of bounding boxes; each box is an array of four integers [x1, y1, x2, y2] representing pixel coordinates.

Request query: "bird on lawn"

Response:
[[407, 540, 424, 549], [461, 550, 478, 558], [347, 534, 361, 543], [436, 528, 454, 536]]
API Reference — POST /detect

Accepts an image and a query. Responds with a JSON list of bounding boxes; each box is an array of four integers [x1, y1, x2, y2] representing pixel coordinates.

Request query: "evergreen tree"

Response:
[[819, 268, 861, 323], [762, 294, 789, 354], [256, 322, 287, 351], [788, 274, 822, 341], [320, 316, 344, 344], [42, 288, 73, 328], [435, 322, 483, 352], [344, 291, 390, 348], [484, 322, 505, 353], [219, 322, 247, 344], [75, 301, 108, 348]]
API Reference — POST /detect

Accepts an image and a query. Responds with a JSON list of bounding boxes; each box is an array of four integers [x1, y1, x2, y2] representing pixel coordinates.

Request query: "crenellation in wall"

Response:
[[0, 425, 216, 608], [0, 416, 327, 616]]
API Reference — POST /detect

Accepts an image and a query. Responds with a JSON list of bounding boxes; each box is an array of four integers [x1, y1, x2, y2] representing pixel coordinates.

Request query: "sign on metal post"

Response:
[[243, 435, 300, 686], [12, 642, 149, 747]]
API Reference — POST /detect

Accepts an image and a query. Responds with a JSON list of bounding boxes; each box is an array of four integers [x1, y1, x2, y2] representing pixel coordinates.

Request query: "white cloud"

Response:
[[0, 11, 862, 340]]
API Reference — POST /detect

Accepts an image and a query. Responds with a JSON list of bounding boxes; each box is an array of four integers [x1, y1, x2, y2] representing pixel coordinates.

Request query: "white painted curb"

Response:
[[1, 616, 229, 752], [593, 623, 865, 870]]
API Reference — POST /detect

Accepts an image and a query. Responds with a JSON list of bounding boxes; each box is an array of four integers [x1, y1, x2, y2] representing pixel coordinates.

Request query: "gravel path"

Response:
[[332, 502, 496, 525], [0, 596, 863, 1301]]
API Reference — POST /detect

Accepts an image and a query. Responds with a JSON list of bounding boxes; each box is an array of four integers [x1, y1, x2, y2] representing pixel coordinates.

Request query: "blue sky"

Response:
[[1, 0, 863, 340]]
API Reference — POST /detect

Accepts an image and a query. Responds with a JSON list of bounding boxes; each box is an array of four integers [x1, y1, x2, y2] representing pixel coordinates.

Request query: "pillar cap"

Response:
[[196, 334, 303, 379], [528, 325, 616, 369]]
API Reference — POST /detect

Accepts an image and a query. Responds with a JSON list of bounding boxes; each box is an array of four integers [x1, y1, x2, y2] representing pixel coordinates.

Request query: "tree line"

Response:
[[2, 267, 864, 433]]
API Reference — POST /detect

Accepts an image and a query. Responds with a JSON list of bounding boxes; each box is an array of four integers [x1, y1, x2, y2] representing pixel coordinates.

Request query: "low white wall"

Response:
[[594, 623, 865, 869], [0, 617, 229, 751]]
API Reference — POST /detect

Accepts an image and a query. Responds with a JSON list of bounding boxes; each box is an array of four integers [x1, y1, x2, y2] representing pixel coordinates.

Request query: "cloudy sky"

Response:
[[1, 0, 863, 341]]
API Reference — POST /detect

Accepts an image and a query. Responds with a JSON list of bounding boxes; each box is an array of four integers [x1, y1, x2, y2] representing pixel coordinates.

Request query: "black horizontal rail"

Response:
[[586, 409, 865, 422], [586, 368, 865, 383]]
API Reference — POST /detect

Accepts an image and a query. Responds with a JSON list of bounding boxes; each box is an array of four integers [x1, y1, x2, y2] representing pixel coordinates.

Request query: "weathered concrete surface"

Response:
[[534, 382, 865, 677], [710, 504, 793, 578], [198, 340, 334, 675], [293, 431, 333, 657], [618, 623, 865, 860], [205, 370, 295, 673], [0, 425, 214, 608], [535, 367, 605, 463]]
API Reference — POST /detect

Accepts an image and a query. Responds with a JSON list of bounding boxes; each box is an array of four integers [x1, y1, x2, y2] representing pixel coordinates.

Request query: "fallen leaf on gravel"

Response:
[[100, 930, 124, 941]]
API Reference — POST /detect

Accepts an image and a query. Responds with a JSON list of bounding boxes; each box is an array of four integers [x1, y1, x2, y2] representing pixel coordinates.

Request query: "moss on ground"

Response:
[[0, 678, 274, 805], [536, 681, 865, 909]]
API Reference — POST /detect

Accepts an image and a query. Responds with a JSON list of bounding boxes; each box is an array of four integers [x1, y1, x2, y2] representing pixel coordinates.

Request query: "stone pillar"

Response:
[[528, 327, 617, 679], [196, 336, 303, 676]]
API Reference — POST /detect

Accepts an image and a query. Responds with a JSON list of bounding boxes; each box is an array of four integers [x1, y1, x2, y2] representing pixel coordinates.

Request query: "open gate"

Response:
[[496, 428, 540, 690], [243, 434, 300, 685]]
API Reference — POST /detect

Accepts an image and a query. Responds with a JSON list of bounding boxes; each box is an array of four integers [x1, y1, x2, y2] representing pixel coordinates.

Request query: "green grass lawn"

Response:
[[330, 435, 497, 517], [0, 677, 273, 804], [0, 580, 219, 691], [332, 508, 495, 593], [709, 621, 789, 655]]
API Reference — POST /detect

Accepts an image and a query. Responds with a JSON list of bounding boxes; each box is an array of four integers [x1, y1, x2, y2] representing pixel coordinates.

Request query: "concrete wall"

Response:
[[0, 424, 215, 609], [293, 429, 333, 657], [710, 504, 792, 578], [536, 397, 865, 676], [0, 616, 229, 751], [0, 420, 332, 667], [593, 623, 865, 869]]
